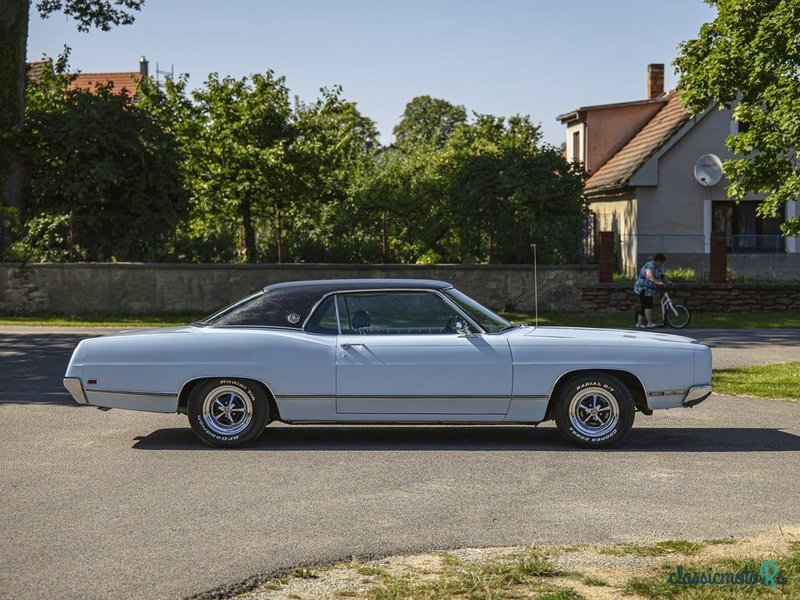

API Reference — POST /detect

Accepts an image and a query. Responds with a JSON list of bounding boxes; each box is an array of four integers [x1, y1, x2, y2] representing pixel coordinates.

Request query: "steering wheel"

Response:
[[444, 315, 460, 333]]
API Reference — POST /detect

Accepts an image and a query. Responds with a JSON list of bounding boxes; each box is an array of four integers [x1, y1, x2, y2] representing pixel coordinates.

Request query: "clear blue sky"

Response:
[[27, 0, 716, 146]]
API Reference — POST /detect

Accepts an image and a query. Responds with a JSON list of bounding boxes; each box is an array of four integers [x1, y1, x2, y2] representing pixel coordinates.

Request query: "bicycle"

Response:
[[660, 288, 691, 328], [633, 285, 692, 329]]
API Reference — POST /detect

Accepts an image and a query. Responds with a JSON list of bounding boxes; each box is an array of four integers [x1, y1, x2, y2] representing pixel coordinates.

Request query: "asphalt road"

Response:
[[1, 327, 799, 599]]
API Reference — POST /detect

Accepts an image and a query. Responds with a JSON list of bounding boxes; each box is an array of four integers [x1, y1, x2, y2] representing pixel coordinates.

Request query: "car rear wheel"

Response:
[[188, 378, 269, 447], [554, 373, 634, 448]]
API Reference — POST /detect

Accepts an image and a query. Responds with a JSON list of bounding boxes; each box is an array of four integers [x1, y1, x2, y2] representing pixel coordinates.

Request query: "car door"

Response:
[[334, 291, 512, 416]]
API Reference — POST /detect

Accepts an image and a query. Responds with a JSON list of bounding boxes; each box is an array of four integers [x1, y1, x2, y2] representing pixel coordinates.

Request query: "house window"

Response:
[[572, 131, 580, 162], [731, 119, 750, 135], [712, 201, 784, 252]]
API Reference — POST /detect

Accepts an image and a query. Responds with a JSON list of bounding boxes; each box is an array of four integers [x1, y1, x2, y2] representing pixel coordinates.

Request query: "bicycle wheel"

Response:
[[665, 304, 691, 329]]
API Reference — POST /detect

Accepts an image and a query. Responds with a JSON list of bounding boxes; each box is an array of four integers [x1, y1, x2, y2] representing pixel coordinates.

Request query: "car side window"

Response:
[[339, 292, 459, 335], [305, 296, 338, 335]]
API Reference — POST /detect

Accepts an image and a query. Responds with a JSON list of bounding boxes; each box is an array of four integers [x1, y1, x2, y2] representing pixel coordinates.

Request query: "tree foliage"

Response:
[[0, 0, 144, 245], [17, 59, 187, 261], [36, 0, 144, 31], [9, 59, 588, 264], [393, 95, 467, 149], [675, 0, 800, 235]]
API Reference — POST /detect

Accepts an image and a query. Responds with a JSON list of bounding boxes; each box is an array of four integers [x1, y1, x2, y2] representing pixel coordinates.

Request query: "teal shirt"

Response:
[[634, 261, 663, 296]]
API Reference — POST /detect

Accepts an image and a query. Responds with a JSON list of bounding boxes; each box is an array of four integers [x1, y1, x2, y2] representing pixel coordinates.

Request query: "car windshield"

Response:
[[193, 291, 264, 326], [443, 288, 513, 334]]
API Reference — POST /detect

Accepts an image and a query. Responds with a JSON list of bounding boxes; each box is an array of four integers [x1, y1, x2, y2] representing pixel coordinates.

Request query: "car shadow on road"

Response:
[[132, 425, 800, 452]]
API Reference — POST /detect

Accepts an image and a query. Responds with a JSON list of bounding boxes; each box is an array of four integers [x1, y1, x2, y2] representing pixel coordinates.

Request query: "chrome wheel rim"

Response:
[[568, 387, 620, 438], [201, 385, 253, 436]]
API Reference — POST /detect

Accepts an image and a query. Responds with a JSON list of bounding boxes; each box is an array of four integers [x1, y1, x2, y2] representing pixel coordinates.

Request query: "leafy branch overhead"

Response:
[[675, 0, 800, 236], [36, 0, 145, 32]]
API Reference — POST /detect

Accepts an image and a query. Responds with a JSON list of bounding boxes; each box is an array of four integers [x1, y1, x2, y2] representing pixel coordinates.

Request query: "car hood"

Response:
[[520, 326, 700, 346]]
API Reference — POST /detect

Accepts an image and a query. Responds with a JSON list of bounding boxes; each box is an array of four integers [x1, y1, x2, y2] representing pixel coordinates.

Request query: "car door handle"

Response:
[[340, 343, 365, 350]]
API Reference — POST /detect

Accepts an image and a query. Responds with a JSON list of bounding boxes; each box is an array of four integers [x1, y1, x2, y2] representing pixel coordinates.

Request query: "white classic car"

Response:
[[63, 279, 712, 448]]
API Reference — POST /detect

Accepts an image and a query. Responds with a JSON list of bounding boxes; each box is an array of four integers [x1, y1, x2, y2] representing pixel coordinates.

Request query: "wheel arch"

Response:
[[177, 377, 281, 420], [543, 368, 649, 421]]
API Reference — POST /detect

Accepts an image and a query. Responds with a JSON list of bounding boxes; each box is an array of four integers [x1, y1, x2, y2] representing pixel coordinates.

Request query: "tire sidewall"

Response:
[[188, 378, 268, 447], [554, 374, 634, 449]]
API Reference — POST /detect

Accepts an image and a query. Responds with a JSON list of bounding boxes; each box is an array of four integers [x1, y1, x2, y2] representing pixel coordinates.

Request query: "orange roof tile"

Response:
[[27, 60, 52, 82], [585, 91, 690, 194], [69, 72, 141, 96]]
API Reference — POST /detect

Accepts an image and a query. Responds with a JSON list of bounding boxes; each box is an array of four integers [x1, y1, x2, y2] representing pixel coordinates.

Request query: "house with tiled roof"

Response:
[[26, 57, 148, 98], [69, 57, 149, 97], [558, 64, 798, 277]]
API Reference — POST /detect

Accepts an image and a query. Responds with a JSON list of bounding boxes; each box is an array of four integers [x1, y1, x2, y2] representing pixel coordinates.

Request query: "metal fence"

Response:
[[730, 234, 787, 254], [729, 234, 800, 280], [617, 234, 707, 277]]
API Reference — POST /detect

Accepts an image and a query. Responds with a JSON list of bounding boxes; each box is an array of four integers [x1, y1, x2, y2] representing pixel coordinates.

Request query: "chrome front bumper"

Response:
[[682, 384, 712, 407], [63, 377, 88, 405]]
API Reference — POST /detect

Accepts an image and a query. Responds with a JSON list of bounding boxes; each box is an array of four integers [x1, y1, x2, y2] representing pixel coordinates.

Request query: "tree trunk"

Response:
[[381, 210, 387, 263], [276, 208, 282, 264], [241, 201, 256, 263], [0, 0, 30, 241]]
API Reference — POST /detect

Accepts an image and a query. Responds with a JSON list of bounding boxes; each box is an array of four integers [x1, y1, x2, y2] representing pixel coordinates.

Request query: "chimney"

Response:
[[139, 56, 149, 78], [647, 63, 664, 99]]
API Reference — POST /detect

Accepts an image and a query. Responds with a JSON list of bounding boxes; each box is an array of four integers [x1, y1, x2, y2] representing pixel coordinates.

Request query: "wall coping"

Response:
[[1, 262, 599, 272], [584, 282, 800, 290]]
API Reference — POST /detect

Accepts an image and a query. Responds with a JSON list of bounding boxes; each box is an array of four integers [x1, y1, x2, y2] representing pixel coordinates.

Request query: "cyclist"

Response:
[[634, 253, 670, 328]]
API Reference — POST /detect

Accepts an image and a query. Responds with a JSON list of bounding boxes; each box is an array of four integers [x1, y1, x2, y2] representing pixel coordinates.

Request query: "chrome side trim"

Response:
[[63, 377, 88, 405], [88, 389, 176, 397], [683, 384, 712, 407], [276, 394, 547, 400]]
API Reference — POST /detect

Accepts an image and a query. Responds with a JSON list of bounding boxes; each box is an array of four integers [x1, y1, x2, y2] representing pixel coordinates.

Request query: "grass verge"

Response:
[[1, 311, 799, 329], [713, 362, 800, 401], [0, 312, 203, 327], [502, 311, 800, 329], [231, 530, 800, 599]]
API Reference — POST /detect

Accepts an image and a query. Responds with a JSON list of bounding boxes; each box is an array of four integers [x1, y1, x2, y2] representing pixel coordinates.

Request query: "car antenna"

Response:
[[533, 243, 538, 328]]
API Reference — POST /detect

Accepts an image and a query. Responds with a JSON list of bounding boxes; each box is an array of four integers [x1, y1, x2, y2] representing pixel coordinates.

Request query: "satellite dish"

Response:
[[694, 154, 723, 187]]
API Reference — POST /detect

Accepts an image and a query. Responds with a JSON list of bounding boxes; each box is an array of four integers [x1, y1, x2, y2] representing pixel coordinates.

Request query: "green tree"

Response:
[[444, 114, 587, 263], [0, 0, 143, 242], [393, 95, 467, 149], [285, 87, 379, 262], [189, 72, 293, 262], [20, 60, 187, 261], [675, 0, 800, 235]]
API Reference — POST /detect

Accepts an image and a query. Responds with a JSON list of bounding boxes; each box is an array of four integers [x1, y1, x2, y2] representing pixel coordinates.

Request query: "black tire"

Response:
[[665, 304, 691, 329], [188, 378, 269, 447], [553, 373, 635, 449]]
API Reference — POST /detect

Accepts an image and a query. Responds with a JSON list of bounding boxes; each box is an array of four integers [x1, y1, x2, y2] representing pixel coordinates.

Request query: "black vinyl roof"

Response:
[[264, 278, 452, 294], [205, 279, 453, 329]]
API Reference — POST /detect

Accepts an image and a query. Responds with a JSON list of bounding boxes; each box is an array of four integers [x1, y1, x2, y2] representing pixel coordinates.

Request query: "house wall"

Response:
[[633, 106, 773, 275], [584, 103, 664, 174], [589, 193, 638, 276]]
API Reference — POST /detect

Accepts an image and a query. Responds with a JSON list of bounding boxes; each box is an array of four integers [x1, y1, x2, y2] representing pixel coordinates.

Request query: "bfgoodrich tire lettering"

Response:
[[554, 373, 635, 449], [188, 378, 269, 447]]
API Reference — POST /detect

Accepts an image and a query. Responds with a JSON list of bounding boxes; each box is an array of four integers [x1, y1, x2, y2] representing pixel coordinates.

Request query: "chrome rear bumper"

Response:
[[63, 377, 88, 405], [683, 384, 712, 407]]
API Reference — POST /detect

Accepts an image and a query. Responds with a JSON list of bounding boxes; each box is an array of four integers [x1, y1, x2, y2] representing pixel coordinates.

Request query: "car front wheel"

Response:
[[554, 373, 634, 448], [188, 378, 269, 447]]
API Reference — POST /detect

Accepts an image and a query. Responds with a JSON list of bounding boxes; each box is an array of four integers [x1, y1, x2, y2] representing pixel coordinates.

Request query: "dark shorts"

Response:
[[638, 290, 654, 314]]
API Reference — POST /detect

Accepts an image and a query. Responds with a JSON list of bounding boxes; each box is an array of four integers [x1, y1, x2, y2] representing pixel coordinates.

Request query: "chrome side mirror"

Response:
[[455, 319, 476, 337]]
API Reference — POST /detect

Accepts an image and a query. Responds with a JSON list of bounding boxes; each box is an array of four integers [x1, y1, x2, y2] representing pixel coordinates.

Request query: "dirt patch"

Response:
[[233, 524, 800, 599]]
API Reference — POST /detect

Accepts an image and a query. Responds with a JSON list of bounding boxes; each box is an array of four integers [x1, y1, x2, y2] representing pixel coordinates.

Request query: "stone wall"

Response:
[[0, 263, 598, 315], [581, 283, 800, 313]]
